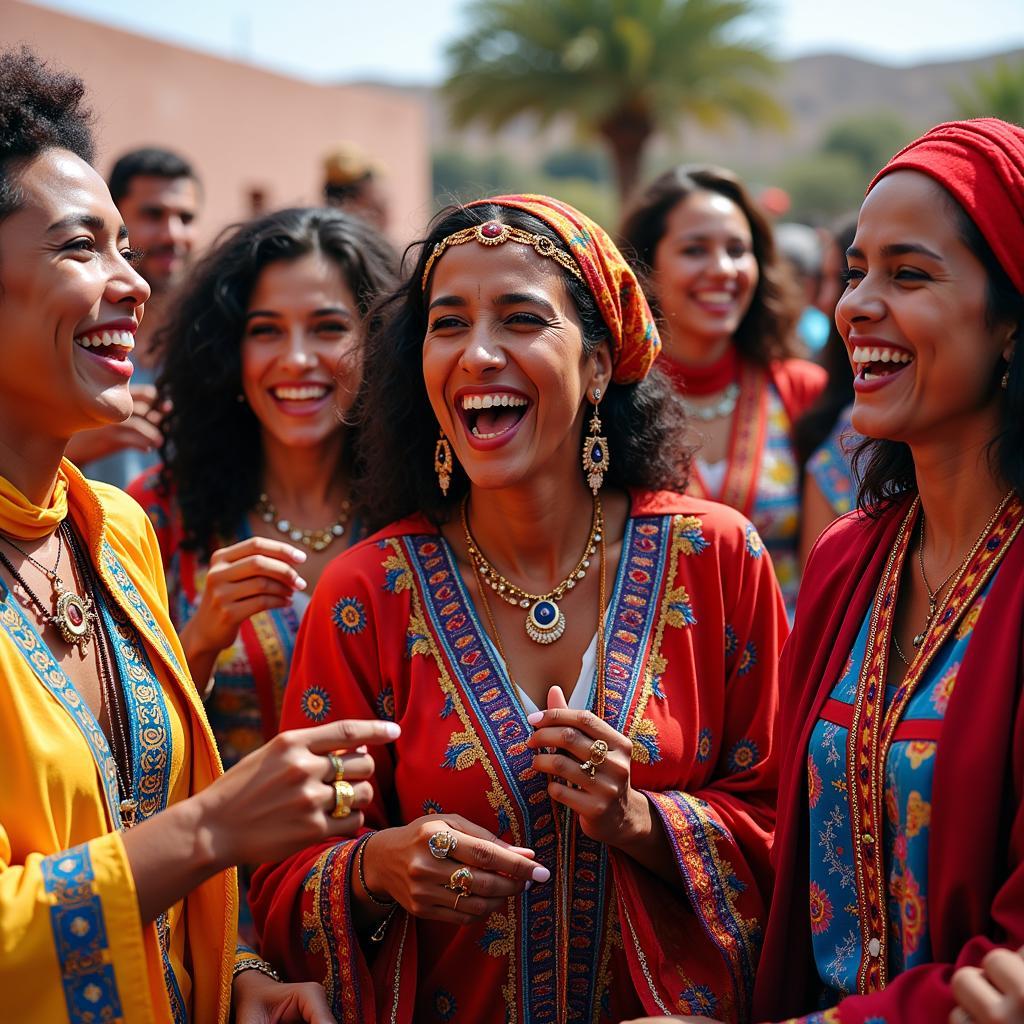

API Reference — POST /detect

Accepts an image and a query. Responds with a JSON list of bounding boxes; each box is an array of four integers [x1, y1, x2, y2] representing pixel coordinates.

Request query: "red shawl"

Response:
[[752, 497, 1024, 1021]]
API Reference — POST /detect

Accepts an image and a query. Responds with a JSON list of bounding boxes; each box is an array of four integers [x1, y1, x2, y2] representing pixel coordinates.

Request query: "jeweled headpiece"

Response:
[[421, 194, 661, 384], [420, 220, 583, 291]]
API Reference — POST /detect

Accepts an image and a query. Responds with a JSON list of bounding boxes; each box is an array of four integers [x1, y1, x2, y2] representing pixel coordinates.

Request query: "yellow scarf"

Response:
[[0, 465, 69, 540]]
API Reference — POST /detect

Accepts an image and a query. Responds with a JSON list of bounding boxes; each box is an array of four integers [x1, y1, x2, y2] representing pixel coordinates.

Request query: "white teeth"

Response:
[[695, 290, 735, 303], [74, 329, 135, 351], [852, 345, 914, 367], [460, 393, 528, 410], [272, 385, 329, 401]]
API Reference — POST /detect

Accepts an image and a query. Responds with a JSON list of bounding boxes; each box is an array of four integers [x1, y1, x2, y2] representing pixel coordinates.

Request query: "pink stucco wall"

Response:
[[3, 0, 432, 246]]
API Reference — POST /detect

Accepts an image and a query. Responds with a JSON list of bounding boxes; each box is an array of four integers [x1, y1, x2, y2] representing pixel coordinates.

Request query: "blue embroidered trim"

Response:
[[42, 844, 124, 1023], [406, 516, 669, 1023]]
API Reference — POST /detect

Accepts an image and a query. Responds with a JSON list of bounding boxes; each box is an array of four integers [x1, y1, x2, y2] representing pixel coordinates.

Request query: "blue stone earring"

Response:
[[582, 388, 609, 494]]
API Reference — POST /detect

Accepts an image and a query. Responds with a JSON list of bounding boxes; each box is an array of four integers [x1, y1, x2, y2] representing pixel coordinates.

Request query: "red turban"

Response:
[[869, 118, 1024, 294], [465, 194, 662, 384]]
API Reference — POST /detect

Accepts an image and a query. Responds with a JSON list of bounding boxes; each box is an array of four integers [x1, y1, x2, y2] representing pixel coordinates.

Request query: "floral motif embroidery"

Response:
[[744, 523, 764, 558], [375, 683, 396, 721], [905, 741, 936, 770], [737, 641, 757, 676], [930, 664, 958, 715], [697, 727, 713, 763], [300, 685, 331, 723], [678, 984, 718, 1016], [809, 882, 833, 934], [725, 624, 739, 658], [331, 596, 366, 635], [631, 718, 661, 764], [665, 585, 697, 627], [727, 738, 759, 774], [808, 756, 823, 808], [382, 553, 412, 594], [434, 989, 457, 1021], [675, 514, 710, 555], [892, 868, 925, 954], [423, 799, 444, 814], [904, 791, 931, 838]]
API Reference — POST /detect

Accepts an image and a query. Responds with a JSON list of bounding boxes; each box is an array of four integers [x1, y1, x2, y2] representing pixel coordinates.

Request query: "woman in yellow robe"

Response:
[[0, 47, 397, 1023]]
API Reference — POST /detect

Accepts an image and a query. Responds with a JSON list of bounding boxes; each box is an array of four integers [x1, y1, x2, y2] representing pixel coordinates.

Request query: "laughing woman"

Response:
[[0, 47, 399, 1023], [250, 195, 787, 1023], [627, 119, 1024, 1024]]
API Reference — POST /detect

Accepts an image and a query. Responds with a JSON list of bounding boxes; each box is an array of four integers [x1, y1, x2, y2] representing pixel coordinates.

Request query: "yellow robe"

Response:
[[0, 461, 236, 1023]]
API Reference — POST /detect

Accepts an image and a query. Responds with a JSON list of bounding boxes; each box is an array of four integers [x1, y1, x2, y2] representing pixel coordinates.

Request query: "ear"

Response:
[[587, 339, 613, 400]]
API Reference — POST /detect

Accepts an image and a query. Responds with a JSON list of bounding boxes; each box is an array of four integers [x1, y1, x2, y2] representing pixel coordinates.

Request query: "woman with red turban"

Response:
[[250, 195, 787, 1023], [624, 118, 1024, 1024]]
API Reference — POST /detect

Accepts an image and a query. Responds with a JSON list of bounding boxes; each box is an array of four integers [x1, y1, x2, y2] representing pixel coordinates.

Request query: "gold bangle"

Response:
[[232, 956, 281, 983], [356, 833, 396, 908]]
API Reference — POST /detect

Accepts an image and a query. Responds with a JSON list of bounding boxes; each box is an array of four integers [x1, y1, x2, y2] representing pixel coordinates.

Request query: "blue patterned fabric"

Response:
[[807, 405, 859, 518]]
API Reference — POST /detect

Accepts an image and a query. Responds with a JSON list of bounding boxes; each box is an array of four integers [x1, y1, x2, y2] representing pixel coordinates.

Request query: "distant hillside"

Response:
[[356, 46, 1023, 167]]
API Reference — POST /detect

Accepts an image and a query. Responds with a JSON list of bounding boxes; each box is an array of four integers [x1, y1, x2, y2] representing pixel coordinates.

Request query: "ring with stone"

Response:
[[579, 738, 610, 779], [330, 779, 356, 819], [427, 829, 459, 860], [445, 866, 473, 895], [328, 751, 345, 782]]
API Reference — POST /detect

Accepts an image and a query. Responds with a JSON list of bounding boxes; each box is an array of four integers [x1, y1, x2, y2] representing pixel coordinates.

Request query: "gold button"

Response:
[[861, 833, 875, 845]]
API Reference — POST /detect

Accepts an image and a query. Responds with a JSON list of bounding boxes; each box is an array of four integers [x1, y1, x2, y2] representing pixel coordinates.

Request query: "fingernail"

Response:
[[526, 711, 544, 726], [294, 576, 308, 590], [531, 864, 551, 883], [292, 549, 308, 562], [525, 880, 533, 890], [383, 722, 401, 740]]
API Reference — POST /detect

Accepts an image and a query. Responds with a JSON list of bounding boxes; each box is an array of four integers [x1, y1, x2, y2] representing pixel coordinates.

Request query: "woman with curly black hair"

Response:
[[129, 207, 396, 767], [250, 195, 786, 1023], [0, 46, 399, 1023], [620, 166, 826, 618]]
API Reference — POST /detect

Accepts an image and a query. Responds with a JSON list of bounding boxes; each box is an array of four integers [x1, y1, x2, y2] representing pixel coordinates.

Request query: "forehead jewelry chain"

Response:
[[461, 494, 603, 645], [255, 493, 351, 553], [0, 523, 95, 648]]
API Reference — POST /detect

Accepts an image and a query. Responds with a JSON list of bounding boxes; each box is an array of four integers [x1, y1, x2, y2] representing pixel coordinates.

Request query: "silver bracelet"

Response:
[[232, 957, 281, 983]]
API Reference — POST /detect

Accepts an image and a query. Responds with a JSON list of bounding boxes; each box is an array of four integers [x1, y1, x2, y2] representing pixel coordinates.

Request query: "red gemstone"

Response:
[[67, 603, 84, 627], [480, 221, 503, 238]]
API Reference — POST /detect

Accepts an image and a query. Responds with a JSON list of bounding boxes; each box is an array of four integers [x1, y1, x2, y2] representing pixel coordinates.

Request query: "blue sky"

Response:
[[28, 0, 1024, 84]]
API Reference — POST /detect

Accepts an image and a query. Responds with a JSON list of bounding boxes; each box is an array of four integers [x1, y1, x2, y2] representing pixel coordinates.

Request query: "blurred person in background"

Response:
[[250, 194, 786, 1023], [322, 141, 388, 231], [128, 206, 396, 940], [794, 217, 860, 565], [621, 165, 825, 619], [775, 221, 831, 355], [0, 45, 398, 1023], [67, 146, 202, 488]]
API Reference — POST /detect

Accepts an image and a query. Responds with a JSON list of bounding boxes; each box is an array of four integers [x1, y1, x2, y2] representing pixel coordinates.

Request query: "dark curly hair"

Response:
[[156, 207, 398, 554], [853, 191, 1024, 514], [357, 201, 691, 529], [0, 46, 93, 223], [618, 164, 801, 366]]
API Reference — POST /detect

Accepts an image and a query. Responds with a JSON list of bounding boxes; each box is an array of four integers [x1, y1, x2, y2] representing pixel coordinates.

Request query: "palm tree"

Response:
[[952, 60, 1024, 125], [444, 0, 786, 203]]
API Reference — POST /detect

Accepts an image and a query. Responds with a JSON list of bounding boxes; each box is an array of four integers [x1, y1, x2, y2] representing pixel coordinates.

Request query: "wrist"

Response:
[[189, 784, 233, 875], [615, 790, 652, 850], [359, 831, 393, 902]]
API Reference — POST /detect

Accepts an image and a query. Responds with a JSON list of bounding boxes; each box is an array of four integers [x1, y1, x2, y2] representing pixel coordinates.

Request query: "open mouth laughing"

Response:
[[456, 389, 531, 442], [852, 343, 915, 384]]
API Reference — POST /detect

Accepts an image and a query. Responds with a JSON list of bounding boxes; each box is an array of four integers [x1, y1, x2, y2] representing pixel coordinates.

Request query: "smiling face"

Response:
[[241, 252, 362, 454], [651, 190, 759, 360], [0, 148, 150, 443], [422, 238, 610, 493], [838, 170, 1015, 447]]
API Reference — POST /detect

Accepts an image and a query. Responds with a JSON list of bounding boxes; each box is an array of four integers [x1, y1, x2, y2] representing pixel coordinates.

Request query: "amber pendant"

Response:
[[53, 584, 94, 649]]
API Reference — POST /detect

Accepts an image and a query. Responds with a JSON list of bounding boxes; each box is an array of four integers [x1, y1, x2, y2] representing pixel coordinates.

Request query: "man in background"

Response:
[[68, 147, 202, 488], [322, 142, 388, 230]]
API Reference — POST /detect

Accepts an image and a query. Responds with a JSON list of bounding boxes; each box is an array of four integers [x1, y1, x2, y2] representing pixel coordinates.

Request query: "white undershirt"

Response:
[[697, 457, 728, 493]]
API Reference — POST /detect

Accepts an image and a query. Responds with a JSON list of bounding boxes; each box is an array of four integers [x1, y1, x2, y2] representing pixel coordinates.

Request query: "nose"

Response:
[[168, 214, 194, 254], [836, 272, 884, 331], [709, 245, 739, 278], [279, 327, 318, 371], [106, 253, 150, 310], [457, 322, 507, 376]]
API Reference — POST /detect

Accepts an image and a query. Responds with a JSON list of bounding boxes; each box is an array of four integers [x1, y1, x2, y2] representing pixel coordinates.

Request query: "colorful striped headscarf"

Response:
[[869, 118, 1024, 294], [448, 194, 662, 384]]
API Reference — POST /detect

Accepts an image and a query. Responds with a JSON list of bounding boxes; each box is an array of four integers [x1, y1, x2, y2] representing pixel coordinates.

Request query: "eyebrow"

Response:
[[494, 292, 556, 314], [847, 242, 944, 261], [47, 213, 129, 241]]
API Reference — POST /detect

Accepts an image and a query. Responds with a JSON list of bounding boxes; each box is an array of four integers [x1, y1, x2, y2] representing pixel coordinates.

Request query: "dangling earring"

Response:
[[581, 387, 609, 494], [1002, 365, 1011, 390], [434, 430, 453, 496]]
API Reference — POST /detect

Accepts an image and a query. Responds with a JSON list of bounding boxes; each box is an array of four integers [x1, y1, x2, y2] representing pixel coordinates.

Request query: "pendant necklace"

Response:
[[255, 492, 351, 553], [0, 522, 95, 648], [461, 494, 603, 644]]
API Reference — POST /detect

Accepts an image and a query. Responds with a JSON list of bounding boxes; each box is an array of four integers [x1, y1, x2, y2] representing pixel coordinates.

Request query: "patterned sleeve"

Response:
[[248, 539, 410, 1024], [612, 513, 787, 1024], [806, 412, 857, 518]]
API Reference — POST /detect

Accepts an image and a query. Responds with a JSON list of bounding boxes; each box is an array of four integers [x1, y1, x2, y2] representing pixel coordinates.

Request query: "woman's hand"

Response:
[[65, 384, 165, 463], [179, 536, 307, 683], [361, 814, 548, 926], [526, 686, 645, 848], [951, 946, 1024, 1024], [197, 718, 399, 870], [232, 968, 336, 1023]]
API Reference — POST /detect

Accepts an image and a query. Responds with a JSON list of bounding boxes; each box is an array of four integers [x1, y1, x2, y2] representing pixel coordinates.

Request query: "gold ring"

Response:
[[427, 829, 459, 860], [587, 739, 609, 765], [445, 866, 473, 895], [328, 752, 345, 782], [331, 779, 355, 819], [453, 891, 464, 912]]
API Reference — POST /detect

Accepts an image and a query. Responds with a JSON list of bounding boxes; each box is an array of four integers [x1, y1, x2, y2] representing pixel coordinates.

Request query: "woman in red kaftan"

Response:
[[250, 195, 787, 1024], [625, 120, 1024, 1024]]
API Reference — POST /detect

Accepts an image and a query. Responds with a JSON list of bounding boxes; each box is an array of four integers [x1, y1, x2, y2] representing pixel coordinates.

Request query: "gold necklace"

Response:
[[460, 495, 603, 645], [255, 493, 351, 553]]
